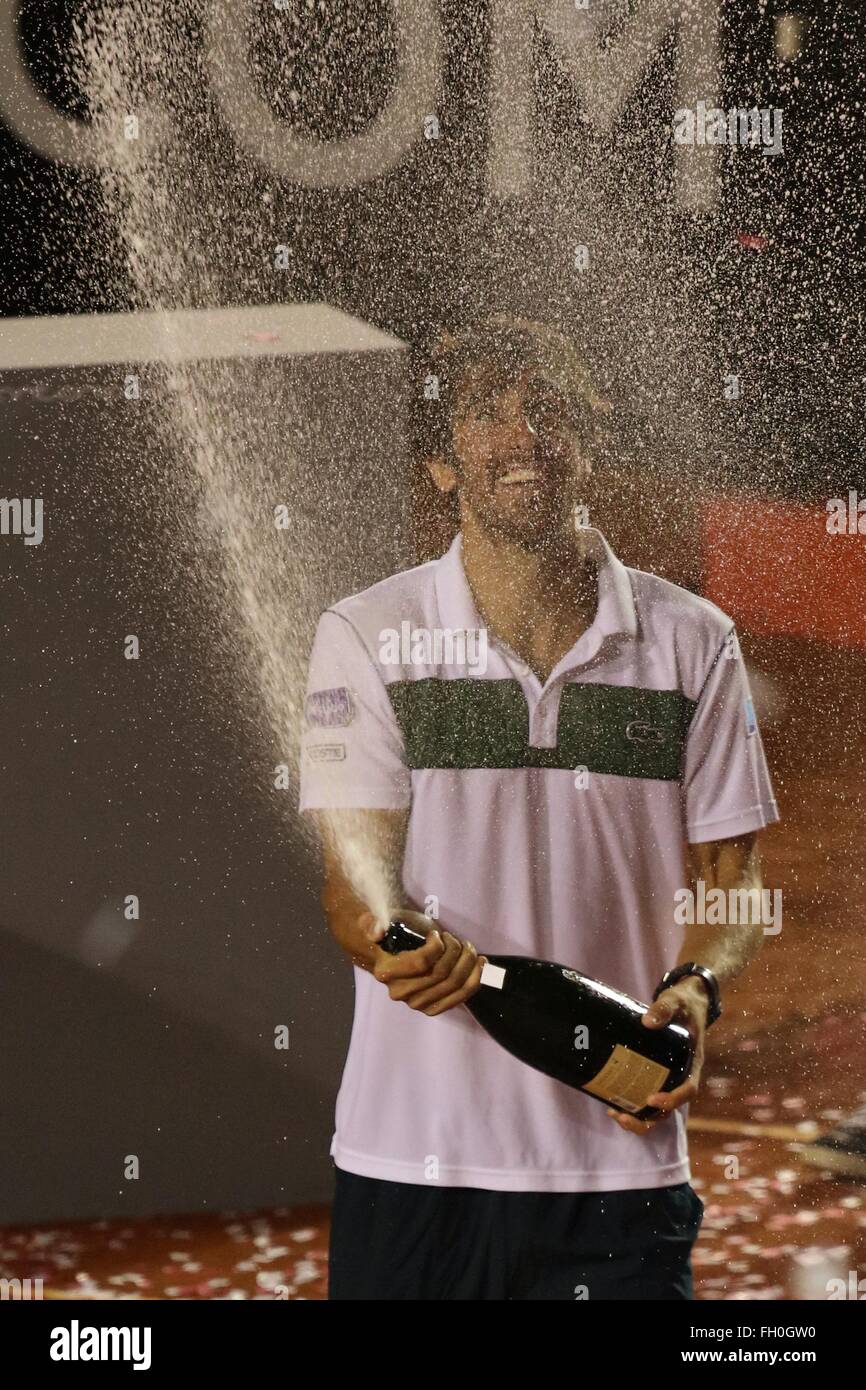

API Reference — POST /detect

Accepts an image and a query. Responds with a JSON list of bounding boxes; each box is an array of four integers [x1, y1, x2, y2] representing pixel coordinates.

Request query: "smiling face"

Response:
[[429, 360, 596, 551]]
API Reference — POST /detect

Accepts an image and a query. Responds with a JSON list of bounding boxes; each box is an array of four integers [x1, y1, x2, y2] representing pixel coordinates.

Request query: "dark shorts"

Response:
[[328, 1165, 705, 1301]]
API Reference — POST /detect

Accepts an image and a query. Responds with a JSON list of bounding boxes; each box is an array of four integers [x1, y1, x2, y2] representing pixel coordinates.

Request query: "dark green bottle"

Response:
[[380, 919, 693, 1120]]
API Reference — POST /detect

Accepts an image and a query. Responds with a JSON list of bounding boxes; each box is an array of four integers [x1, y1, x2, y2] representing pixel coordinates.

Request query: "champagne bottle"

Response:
[[381, 919, 694, 1120]]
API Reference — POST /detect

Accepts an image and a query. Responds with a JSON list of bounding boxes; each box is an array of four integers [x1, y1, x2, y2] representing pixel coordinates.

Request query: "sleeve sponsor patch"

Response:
[[305, 687, 355, 728]]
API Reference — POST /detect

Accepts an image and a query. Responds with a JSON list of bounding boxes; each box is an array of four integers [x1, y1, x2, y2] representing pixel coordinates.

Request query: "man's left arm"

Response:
[[608, 829, 764, 1134], [608, 620, 781, 1133], [679, 829, 766, 989]]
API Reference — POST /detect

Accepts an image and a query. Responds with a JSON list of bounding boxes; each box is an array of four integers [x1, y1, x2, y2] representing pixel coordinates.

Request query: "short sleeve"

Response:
[[682, 628, 781, 843], [298, 609, 412, 811]]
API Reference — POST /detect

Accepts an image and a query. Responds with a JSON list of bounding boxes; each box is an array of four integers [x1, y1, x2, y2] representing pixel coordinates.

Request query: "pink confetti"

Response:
[[736, 232, 770, 251]]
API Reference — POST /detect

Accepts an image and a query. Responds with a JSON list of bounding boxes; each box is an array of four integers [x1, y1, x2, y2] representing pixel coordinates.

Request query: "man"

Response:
[[299, 315, 780, 1300], [798, 1107, 866, 1179]]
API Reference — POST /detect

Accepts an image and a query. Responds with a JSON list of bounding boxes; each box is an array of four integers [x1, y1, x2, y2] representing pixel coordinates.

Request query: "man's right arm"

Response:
[[300, 610, 484, 1014], [313, 807, 487, 1016]]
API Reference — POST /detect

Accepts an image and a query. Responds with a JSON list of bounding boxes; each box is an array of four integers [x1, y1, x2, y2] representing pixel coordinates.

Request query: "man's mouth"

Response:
[[496, 468, 542, 486]]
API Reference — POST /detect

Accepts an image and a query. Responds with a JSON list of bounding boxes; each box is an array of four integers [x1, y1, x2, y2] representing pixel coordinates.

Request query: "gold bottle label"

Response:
[[583, 1044, 671, 1113]]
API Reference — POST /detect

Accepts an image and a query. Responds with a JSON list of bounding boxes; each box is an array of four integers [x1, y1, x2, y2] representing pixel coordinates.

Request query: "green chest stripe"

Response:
[[386, 678, 696, 780]]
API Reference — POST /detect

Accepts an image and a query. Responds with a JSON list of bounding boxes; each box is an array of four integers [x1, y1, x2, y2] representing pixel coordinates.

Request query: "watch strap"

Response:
[[653, 962, 721, 1026]]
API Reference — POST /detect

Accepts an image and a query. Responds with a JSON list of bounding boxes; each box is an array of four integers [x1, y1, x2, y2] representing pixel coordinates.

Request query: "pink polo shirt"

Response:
[[299, 529, 779, 1192]]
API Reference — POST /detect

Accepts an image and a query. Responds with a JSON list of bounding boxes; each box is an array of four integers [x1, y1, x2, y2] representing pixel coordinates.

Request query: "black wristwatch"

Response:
[[653, 962, 721, 1026]]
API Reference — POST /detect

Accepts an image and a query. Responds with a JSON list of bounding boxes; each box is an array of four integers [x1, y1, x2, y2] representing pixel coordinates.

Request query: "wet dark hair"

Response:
[[413, 313, 610, 468]]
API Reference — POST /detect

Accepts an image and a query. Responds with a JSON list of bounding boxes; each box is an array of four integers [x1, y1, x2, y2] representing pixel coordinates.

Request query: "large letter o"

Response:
[[0, 0, 101, 165], [203, 0, 442, 186]]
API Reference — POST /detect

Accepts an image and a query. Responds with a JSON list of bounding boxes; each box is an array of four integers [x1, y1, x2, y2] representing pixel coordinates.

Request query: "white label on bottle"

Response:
[[480, 962, 506, 990], [582, 1045, 670, 1113]]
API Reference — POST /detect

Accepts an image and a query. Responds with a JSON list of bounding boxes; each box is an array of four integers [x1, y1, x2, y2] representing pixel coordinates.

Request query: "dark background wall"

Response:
[[1, 344, 412, 1222]]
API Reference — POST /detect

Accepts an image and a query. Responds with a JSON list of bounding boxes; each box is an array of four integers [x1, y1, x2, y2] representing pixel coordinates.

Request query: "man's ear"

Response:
[[426, 453, 459, 494]]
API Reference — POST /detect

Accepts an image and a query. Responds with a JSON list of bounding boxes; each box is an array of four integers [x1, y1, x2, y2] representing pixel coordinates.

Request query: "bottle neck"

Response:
[[480, 961, 506, 989]]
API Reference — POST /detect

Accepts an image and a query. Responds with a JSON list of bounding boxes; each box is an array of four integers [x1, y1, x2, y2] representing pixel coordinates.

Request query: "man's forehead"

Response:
[[456, 359, 567, 401]]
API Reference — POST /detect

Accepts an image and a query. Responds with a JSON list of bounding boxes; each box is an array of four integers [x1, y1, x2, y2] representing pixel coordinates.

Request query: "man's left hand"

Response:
[[606, 978, 709, 1135]]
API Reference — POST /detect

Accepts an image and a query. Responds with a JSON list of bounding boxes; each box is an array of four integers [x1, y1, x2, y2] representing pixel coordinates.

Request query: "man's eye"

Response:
[[531, 394, 569, 418], [528, 405, 567, 432]]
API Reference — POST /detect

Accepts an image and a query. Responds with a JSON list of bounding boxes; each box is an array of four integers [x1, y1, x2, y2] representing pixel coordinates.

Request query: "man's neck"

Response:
[[459, 513, 598, 678]]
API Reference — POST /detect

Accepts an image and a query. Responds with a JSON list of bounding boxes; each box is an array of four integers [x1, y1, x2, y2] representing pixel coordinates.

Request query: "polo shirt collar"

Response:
[[434, 526, 638, 657]]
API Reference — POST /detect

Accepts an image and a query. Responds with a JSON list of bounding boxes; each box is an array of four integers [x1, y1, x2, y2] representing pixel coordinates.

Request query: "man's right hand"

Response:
[[361, 910, 488, 1017]]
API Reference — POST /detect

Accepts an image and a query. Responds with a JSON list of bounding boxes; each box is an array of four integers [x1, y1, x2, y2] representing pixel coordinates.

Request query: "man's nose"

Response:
[[517, 408, 559, 461], [501, 409, 538, 445], [507, 417, 540, 463]]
